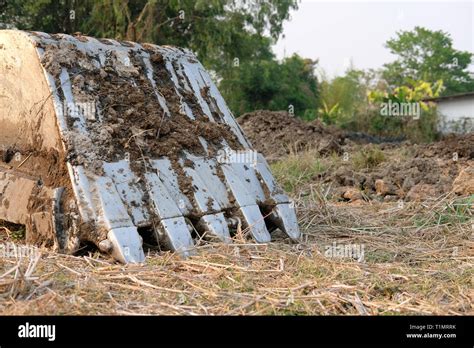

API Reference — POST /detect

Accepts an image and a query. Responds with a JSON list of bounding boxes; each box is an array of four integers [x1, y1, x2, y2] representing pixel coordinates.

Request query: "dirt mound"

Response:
[[238, 111, 473, 202], [325, 134, 473, 202], [238, 110, 345, 161], [415, 133, 474, 160]]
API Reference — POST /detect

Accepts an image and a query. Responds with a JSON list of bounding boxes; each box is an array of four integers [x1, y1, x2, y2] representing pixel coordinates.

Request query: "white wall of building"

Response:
[[437, 96, 474, 134]]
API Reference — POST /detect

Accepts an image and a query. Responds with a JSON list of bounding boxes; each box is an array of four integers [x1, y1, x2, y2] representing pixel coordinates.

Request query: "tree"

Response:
[[319, 69, 365, 124], [0, 0, 87, 32], [220, 54, 320, 117], [0, 0, 303, 113], [0, 0, 297, 77], [382, 26, 474, 95], [1, 1, 319, 118]]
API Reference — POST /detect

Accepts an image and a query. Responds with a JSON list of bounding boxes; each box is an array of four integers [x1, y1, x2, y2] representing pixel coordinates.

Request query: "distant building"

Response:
[[428, 92, 474, 134]]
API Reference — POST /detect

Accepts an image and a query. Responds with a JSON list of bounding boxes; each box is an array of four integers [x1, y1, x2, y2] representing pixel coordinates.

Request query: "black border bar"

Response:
[[0, 315, 472, 346]]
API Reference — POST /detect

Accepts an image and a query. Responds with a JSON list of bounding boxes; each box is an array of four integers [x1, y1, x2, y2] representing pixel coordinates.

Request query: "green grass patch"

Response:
[[271, 151, 325, 193], [414, 195, 473, 227]]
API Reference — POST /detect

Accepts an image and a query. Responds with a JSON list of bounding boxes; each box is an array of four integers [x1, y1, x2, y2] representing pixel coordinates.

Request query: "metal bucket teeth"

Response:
[[239, 205, 271, 243], [0, 30, 301, 263], [270, 204, 300, 241], [198, 213, 232, 243], [158, 217, 195, 257], [108, 227, 145, 264]]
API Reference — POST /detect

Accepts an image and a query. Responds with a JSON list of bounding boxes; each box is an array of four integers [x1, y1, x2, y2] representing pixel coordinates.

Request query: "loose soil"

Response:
[[238, 110, 346, 161], [321, 134, 474, 202], [238, 110, 473, 202]]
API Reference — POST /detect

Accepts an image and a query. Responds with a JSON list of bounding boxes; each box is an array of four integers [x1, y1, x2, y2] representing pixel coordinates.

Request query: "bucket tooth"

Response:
[[253, 155, 301, 239], [270, 203, 300, 241], [198, 213, 232, 243], [183, 165, 222, 213], [158, 217, 195, 257], [221, 162, 264, 207], [186, 156, 230, 208], [220, 162, 273, 243], [108, 227, 145, 263], [94, 176, 136, 230], [239, 205, 271, 243], [67, 164, 147, 263], [255, 153, 290, 204], [145, 171, 184, 219], [150, 159, 193, 214], [102, 161, 149, 226]]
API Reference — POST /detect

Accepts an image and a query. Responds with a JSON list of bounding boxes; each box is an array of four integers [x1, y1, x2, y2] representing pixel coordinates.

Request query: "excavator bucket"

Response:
[[0, 30, 300, 263]]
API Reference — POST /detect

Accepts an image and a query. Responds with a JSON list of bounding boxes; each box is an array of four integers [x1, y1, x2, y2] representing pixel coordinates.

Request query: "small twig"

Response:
[[17, 153, 32, 168]]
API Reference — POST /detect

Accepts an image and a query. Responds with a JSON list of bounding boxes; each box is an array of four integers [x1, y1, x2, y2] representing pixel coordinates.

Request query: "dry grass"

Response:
[[0, 190, 472, 315]]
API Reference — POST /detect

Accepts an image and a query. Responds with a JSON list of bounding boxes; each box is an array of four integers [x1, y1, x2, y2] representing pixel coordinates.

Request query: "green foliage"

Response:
[[368, 79, 444, 110], [221, 54, 320, 117], [81, 0, 296, 77], [318, 69, 369, 126], [382, 26, 474, 95], [406, 108, 440, 142], [366, 79, 442, 142], [318, 101, 341, 125], [0, 0, 89, 32], [320, 68, 442, 143], [363, 106, 439, 143], [301, 109, 318, 122], [351, 27, 472, 140], [270, 151, 325, 193], [0, 0, 306, 116], [0, 0, 297, 77]]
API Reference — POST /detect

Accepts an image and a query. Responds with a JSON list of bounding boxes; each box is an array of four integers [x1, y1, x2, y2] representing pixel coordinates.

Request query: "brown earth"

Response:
[[238, 110, 346, 161], [239, 111, 473, 202], [325, 134, 474, 202]]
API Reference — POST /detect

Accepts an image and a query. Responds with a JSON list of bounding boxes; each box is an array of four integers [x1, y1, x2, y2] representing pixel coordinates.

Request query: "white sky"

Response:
[[273, 0, 474, 78]]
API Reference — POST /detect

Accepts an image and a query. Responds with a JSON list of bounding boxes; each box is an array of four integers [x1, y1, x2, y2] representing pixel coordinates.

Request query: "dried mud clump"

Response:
[[414, 132, 474, 160], [40, 44, 244, 172]]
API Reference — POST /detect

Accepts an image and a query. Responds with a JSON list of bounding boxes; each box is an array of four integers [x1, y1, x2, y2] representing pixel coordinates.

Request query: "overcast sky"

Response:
[[273, 0, 474, 78]]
